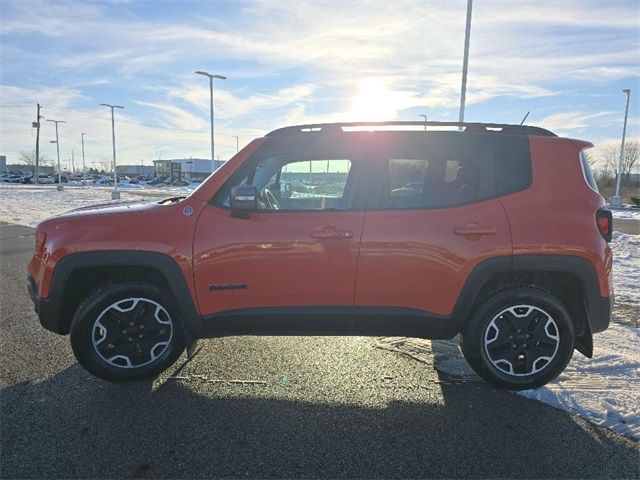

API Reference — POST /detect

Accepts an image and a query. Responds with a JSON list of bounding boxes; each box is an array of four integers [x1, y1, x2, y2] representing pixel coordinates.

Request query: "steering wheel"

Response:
[[261, 188, 281, 210]]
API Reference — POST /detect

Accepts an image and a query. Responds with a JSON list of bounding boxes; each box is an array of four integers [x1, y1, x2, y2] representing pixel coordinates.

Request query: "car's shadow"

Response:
[[1, 356, 638, 479]]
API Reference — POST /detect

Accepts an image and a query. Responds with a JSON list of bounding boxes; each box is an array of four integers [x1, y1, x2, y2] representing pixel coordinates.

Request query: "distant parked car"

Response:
[[34, 174, 55, 184], [94, 176, 112, 186], [4, 172, 32, 183]]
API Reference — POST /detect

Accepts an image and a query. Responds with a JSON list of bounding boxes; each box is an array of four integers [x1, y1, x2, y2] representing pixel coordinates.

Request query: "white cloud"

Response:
[[0, 0, 638, 161]]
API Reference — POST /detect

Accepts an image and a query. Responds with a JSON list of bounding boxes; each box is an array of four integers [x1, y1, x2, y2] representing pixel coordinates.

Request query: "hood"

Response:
[[40, 199, 161, 227], [67, 199, 150, 214]]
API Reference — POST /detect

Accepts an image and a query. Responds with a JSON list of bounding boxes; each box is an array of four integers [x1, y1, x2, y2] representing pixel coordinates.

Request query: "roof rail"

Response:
[[266, 121, 556, 137]]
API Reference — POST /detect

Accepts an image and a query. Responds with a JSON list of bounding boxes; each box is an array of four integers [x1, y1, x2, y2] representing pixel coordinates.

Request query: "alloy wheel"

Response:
[[92, 297, 173, 369], [483, 304, 560, 377]]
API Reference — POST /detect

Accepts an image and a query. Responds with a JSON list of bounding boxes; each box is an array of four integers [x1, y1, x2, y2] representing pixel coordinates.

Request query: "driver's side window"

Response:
[[217, 156, 353, 211]]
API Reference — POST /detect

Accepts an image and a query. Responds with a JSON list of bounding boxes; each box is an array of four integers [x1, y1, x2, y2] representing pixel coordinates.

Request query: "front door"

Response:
[[193, 135, 369, 333]]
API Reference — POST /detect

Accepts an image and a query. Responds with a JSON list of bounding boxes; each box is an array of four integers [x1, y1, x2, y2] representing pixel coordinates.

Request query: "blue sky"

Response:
[[1, 0, 639, 169]]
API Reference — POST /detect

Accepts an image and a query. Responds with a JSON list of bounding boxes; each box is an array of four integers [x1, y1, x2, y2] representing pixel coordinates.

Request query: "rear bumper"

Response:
[[27, 276, 67, 335]]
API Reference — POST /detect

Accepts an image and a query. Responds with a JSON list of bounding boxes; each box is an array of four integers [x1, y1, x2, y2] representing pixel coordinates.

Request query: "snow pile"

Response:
[[611, 231, 640, 304], [518, 322, 640, 439], [611, 208, 640, 221]]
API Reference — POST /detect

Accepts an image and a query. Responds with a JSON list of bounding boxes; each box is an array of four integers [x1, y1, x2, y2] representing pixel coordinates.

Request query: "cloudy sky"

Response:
[[1, 0, 639, 169]]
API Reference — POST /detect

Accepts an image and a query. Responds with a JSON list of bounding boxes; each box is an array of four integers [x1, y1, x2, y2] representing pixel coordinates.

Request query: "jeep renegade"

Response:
[[27, 121, 614, 390]]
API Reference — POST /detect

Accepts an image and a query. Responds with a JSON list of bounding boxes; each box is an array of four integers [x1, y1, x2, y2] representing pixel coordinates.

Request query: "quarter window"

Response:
[[375, 134, 531, 209]]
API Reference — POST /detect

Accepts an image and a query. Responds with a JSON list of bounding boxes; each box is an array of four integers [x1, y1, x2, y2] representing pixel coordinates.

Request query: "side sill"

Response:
[[199, 306, 459, 339]]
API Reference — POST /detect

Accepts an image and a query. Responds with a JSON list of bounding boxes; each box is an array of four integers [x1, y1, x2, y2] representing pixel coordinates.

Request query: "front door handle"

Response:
[[311, 228, 353, 240], [454, 223, 497, 236]]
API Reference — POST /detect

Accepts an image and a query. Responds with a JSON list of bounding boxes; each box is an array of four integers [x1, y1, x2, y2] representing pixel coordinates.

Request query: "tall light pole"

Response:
[[418, 114, 428, 131], [81, 133, 87, 184], [100, 103, 124, 199], [611, 89, 632, 207], [232, 135, 239, 153], [458, 0, 473, 129], [195, 71, 226, 171], [46, 119, 65, 191]]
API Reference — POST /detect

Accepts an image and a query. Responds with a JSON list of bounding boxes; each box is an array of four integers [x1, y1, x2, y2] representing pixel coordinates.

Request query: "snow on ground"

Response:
[[611, 208, 640, 220], [3, 184, 640, 439], [611, 231, 640, 304], [0, 184, 184, 227]]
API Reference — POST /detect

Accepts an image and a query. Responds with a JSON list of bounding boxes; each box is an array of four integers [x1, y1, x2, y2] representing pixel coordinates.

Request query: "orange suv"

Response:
[[27, 121, 614, 390]]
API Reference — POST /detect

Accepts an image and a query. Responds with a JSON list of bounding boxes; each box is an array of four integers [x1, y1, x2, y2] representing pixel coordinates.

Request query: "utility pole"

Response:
[[458, 0, 473, 129], [611, 89, 632, 207], [71, 150, 75, 174], [195, 71, 226, 172], [232, 135, 239, 153], [100, 103, 124, 199], [46, 119, 65, 191], [33, 103, 43, 184], [81, 133, 87, 184]]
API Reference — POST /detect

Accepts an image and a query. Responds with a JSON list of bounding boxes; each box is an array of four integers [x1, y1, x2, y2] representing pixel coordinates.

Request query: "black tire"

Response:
[[460, 287, 575, 390], [70, 281, 185, 382]]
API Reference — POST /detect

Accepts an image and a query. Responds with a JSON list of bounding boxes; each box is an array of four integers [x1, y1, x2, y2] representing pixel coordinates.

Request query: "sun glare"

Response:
[[349, 78, 399, 121]]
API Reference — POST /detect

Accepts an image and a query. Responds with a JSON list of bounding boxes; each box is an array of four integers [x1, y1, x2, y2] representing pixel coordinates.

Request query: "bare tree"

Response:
[[583, 150, 597, 167], [603, 140, 640, 177], [18, 151, 50, 174]]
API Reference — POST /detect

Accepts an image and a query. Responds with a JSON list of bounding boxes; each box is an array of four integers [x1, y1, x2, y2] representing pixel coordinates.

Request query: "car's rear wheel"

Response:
[[70, 282, 185, 382], [460, 287, 574, 390]]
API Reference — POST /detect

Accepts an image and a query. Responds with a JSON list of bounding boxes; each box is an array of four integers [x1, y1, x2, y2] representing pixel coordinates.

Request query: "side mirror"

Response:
[[230, 185, 258, 218]]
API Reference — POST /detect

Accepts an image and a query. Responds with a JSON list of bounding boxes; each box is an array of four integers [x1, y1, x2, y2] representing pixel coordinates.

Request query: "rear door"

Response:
[[354, 133, 527, 324]]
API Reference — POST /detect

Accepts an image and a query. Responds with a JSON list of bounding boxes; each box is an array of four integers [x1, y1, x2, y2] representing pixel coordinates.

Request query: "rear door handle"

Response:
[[454, 224, 497, 236], [311, 228, 353, 240]]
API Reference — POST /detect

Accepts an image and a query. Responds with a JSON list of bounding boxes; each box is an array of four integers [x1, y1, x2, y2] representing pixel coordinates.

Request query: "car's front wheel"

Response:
[[460, 287, 575, 390], [70, 281, 185, 382]]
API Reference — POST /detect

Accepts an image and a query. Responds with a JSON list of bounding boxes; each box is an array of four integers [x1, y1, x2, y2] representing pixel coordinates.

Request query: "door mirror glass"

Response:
[[230, 185, 258, 218]]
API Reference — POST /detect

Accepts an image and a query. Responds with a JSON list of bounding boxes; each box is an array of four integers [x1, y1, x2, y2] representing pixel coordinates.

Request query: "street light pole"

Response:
[[100, 103, 124, 199], [458, 0, 473, 129], [81, 133, 87, 184], [611, 89, 632, 207], [232, 135, 239, 153], [46, 119, 66, 191], [195, 71, 226, 171], [418, 114, 428, 131]]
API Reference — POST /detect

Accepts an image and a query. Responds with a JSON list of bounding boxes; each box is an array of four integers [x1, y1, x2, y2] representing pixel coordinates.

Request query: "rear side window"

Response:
[[373, 134, 531, 209], [580, 151, 599, 192]]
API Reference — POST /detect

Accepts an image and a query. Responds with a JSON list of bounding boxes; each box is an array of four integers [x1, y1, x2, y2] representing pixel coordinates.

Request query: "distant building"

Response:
[[153, 158, 225, 181], [5, 164, 53, 174], [0, 155, 6, 172], [116, 165, 155, 177]]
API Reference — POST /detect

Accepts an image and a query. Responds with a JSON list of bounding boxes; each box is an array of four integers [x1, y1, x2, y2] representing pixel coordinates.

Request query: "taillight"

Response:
[[596, 209, 612, 242]]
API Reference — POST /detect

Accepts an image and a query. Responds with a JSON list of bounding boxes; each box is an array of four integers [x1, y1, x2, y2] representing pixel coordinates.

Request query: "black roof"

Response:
[[266, 121, 556, 138]]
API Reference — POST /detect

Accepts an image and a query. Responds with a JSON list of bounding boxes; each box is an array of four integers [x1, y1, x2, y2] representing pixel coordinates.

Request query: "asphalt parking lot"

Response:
[[1, 222, 638, 479]]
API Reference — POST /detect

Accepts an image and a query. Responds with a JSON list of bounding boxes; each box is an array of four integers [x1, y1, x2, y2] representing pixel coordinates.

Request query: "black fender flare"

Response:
[[452, 254, 611, 357], [39, 251, 202, 340]]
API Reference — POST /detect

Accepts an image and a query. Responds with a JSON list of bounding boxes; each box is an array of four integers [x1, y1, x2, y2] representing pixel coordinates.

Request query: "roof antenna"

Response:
[[519, 111, 530, 125], [419, 114, 428, 131]]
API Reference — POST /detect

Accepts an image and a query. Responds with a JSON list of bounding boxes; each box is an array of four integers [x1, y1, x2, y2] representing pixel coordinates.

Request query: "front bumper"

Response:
[[27, 276, 67, 335]]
